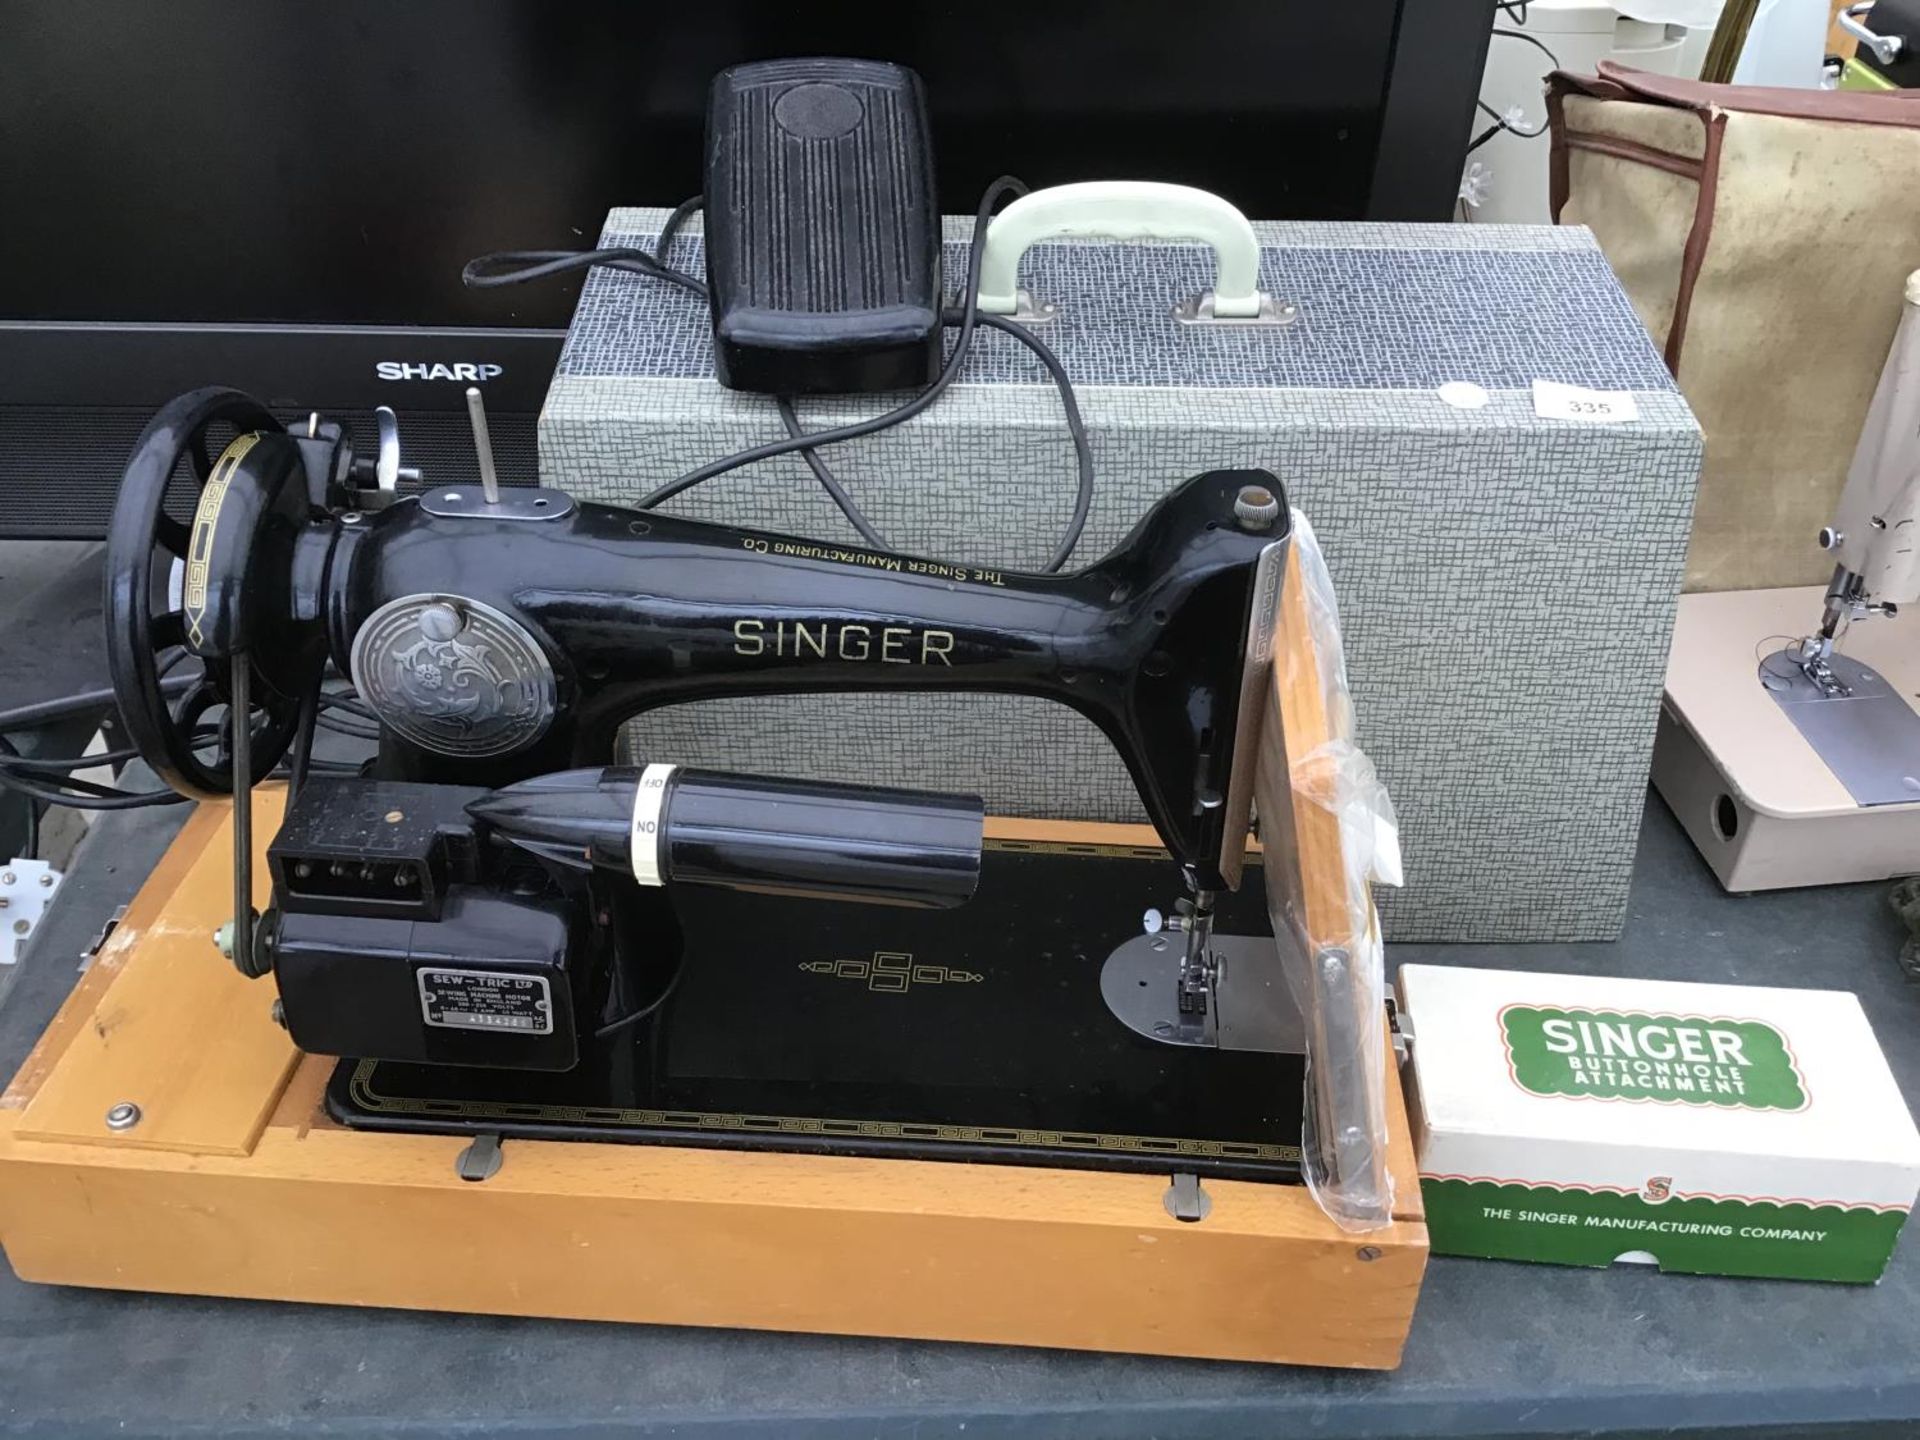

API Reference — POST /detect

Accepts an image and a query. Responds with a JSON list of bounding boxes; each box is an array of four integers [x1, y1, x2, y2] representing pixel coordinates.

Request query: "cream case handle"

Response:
[[974, 181, 1265, 319]]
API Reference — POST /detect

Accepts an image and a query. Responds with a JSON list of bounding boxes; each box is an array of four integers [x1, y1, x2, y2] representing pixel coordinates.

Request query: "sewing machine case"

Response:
[[541, 214, 1700, 942]]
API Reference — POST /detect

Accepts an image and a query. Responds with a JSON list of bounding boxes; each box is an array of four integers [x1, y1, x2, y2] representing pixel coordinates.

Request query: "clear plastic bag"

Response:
[[1256, 509, 1402, 1232]]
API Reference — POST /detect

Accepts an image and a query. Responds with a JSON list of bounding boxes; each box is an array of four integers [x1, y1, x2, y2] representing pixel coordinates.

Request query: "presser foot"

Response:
[[1788, 635, 1852, 699], [1791, 563, 1900, 698], [1100, 919, 1307, 1055], [1173, 894, 1218, 1042]]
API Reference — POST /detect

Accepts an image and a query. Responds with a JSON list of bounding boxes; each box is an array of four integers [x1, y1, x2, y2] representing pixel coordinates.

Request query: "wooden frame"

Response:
[[0, 546, 1426, 1367]]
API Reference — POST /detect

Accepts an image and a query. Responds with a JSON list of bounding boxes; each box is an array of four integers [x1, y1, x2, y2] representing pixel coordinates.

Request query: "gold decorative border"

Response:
[[346, 1060, 1300, 1163], [183, 433, 259, 647]]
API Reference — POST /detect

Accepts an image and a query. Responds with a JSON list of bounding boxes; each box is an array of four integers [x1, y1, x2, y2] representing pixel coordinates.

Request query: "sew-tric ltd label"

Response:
[[417, 967, 554, 1035]]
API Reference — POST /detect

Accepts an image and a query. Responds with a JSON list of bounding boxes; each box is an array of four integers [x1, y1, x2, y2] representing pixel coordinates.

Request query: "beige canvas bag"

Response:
[[1548, 63, 1920, 591]]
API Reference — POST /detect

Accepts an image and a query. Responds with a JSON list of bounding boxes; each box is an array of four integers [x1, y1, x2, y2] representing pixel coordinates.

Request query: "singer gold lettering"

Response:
[[732, 619, 956, 665]]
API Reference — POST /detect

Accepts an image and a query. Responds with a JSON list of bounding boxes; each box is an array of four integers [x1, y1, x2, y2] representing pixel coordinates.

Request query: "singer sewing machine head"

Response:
[[103, 385, 1322, 1180], [112, 388, 1283, 878]]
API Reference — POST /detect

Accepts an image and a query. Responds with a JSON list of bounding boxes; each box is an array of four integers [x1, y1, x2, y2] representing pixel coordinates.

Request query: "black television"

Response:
[[0, 0, 1494, 536]]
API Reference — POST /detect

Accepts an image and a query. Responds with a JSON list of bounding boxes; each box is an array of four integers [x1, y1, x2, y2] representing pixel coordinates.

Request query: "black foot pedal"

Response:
[[704, 58, 942, 396]]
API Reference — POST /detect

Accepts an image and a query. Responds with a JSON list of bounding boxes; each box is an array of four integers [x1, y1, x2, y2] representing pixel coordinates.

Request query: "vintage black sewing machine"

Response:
[[102, 385, 1314, 1183], [2, 54, 1416, 1366]]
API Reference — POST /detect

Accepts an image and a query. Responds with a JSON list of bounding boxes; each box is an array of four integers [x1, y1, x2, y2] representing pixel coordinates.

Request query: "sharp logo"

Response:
[[375, 362, 505, 383]]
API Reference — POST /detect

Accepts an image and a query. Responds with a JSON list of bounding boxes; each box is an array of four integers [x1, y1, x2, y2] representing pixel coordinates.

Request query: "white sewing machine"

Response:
[[1656, 271, 1920, 891]]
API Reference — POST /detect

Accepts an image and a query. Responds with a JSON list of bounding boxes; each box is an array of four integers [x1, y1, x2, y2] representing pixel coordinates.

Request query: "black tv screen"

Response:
[[0, 0, 1490, 327], [0, 0, 1491, 534]]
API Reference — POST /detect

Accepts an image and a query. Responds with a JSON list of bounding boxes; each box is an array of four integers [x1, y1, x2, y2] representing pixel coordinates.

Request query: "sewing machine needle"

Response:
[[465, 385, 501, 505]]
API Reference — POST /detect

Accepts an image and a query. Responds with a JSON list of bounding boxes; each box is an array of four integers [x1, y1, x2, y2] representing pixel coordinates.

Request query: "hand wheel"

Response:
[[104, 387, 301, 799]]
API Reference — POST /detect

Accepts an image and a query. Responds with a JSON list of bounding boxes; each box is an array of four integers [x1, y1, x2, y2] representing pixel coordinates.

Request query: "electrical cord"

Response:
[[636, 177, 1020, 506], [967, 309, 1095, 574], [0, 674, 197, 735], [469, 205, 910, 545], [1481, 98, 1548, 138], [0, 762, 187, 811], [0, 642, 199, 739], [284, 676, 323, 800], [775, 396, 893, 549], [0, 650, 200, 811], [1473, 98, 1550, 143], [1464, 21, 1562, 158], [764, 305, 1095, 568], [0, 732, 361, 813], [638, 178, 1096, 571], [318, 691, 378, 722], [0, 744, 359, 814], [655, 194, 908, 547], [466, 177, 1097, 571], [316, 717, 381, 742], [12, 765, 149, 800], [465, 187, 709, 299], [462, 247, 709, 302], [595, 959, 687, 1038], [0, 744, 143, 772], [643, 196, 909, 549], [646, 197, 906, 550], [0, 664, 376, 816], [315, 700, 383, 741], [0, 709, 221, 809], [652, 195, 706, 276], [1492, 25, 1560, 68]]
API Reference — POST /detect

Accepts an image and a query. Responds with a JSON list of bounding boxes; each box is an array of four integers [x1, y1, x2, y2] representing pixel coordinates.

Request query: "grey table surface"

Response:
[[1, 793, 1916, 1439]]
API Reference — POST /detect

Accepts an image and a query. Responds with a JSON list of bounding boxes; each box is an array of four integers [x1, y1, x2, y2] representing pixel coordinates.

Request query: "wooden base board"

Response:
[[0, 790, 1426, 1367]]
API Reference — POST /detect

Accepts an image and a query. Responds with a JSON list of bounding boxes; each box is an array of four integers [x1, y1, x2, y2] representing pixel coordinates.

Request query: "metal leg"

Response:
[[228, 657, 256, 978]]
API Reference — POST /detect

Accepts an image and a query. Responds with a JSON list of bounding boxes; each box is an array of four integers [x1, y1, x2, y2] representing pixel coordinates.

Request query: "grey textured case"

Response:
[[542, 212, 1701, 941]]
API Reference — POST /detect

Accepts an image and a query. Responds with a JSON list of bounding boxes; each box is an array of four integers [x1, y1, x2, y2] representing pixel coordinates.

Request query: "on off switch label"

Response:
[[417, 968, 553, 1035]]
